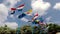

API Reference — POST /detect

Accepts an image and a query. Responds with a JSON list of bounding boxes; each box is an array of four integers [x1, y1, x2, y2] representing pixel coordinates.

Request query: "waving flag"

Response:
[[18, 13, 26, 18], [10, 4, 24, 14], [25, 9, 32, 16], [11, 8, 16, 14], [17, 4, 24, 11], [11, 8, 16, 10], [32, 13, 39, 21], [34, 13, 38, 19]]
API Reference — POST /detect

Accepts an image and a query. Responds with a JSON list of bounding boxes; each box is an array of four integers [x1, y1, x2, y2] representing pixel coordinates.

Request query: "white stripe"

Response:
[[34, 16, 38, 19], [17, 6, 24, 9]]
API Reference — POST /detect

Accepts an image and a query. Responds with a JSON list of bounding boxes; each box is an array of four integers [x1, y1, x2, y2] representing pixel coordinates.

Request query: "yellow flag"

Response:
[[27, 9, 32, 13], [24, 9, 32, 16]]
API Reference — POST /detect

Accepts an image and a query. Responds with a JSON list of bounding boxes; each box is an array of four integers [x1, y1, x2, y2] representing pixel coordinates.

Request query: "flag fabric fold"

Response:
[[18, 13, 26, 18], [32, 13, 39, 21], [17, 4, 24, 11], [10, 4, 24, 14], [11, 8, 16, 14], [25, 9, 32, 16]]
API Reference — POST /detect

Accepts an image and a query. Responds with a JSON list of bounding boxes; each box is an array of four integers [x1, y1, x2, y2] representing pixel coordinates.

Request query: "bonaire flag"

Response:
[[17, 4, 24, 11], [25, 9, 32, 16]]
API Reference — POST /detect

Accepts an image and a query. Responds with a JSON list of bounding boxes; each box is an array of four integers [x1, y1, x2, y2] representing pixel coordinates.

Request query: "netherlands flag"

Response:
[[11, 8, 16, 14], [11, 4, 24, 11], [10, 4, 24, 14], [34, 13, 39, 19]]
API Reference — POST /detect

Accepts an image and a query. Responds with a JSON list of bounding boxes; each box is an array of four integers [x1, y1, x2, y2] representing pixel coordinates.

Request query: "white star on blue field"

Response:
[[0, 0, 60, 28]]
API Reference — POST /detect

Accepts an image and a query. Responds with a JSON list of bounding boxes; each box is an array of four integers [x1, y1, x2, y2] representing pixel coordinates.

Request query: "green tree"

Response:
[[0, 25, 11, 34], [20, 25, 32, 34], [48, 23, 60, 34], [33, 26, 40, 34]]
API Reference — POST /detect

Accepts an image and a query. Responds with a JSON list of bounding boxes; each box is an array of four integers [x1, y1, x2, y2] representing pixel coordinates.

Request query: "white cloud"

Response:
[[0, 4, 8, 23], [53, 3, 60, 10], [0, 0, 20, 29], [0, 22, 5, 27], [5, 22, 18, 29], [31, 0, 51, 16]]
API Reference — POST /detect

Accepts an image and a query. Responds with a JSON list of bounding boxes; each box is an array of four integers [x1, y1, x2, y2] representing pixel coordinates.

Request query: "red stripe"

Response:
[[34, 13, 38, 16], [18, 4, 24, 8], [26, 12, 30, 14], [11, 8, 16, 10]]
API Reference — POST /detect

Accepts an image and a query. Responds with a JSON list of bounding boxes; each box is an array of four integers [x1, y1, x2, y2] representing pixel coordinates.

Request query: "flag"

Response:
[[11, 8, 16, 14], [35, 20, 40, 24], [32, 19, 39, 24], [17, 4, 24, 11], [11, 11, 15, 14], [11, 8, 16, 10], [25, 9, 32, 16], [34, 13, 38, 16], [33, 13, 39, 20], [32, 13, 38, 21], [18, 13, 26, 18]]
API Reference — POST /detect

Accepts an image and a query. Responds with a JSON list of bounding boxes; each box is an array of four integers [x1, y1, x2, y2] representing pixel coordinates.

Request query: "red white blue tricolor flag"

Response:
[[10, 4, 24, 14], [33, 13, 39, 19]]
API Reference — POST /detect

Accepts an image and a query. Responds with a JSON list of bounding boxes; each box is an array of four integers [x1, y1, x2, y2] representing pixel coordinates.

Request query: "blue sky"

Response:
[[0, 0, 60, 29]]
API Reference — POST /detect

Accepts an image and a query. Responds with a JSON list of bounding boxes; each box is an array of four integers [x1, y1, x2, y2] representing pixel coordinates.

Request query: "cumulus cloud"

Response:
[[53, 3, 60, 10], [0, 4, 8, 23], [5, 22, 18, 29], [0, 0, 20, 29], [0, 4, 18, 29], [31, 0, 51, 16]]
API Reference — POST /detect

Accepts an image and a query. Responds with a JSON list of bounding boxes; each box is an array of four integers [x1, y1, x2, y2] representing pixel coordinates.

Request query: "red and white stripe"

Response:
[[11, 8, 16, 13], [16, 4, 24, 9], [34, 13, 39, 19], [32, 13, 39, 21], [25, 12, 32, 16]]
